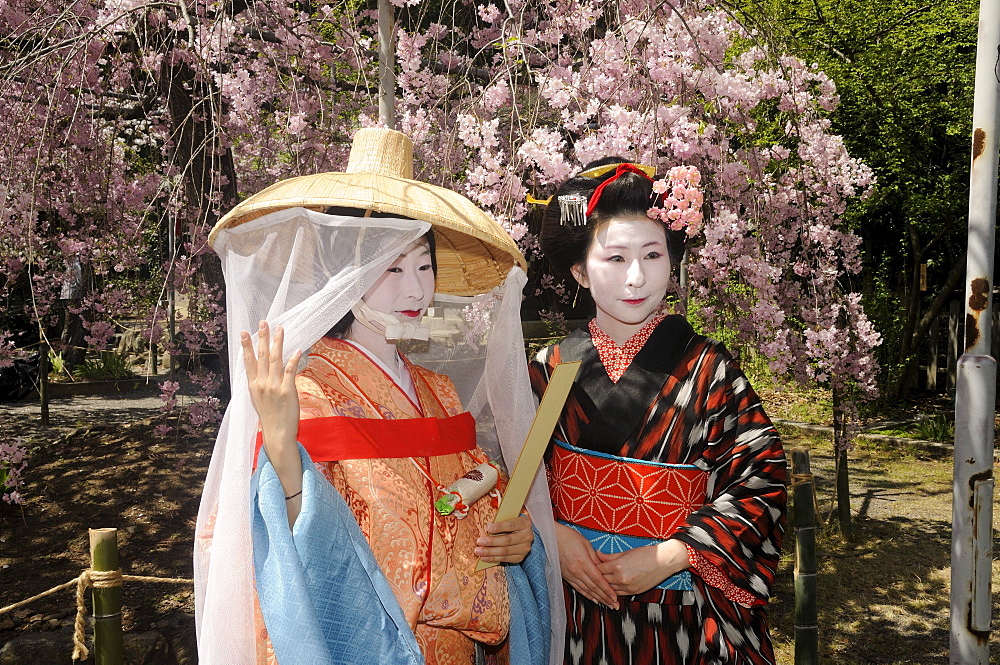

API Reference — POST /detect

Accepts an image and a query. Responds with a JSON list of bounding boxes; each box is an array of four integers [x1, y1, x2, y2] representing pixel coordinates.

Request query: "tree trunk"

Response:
[[892, 253, 966, 397], [832, 386, 852, 540], [159, 47, 238, 397], [897, 224, 924, 364]]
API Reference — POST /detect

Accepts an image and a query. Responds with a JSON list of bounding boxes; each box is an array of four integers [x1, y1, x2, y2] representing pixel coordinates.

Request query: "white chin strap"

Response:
[[351, 299, 431, 342]]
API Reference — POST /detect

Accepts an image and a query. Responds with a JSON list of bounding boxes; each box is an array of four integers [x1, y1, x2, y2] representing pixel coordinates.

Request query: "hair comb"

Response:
[[558, 194, 588, 226]]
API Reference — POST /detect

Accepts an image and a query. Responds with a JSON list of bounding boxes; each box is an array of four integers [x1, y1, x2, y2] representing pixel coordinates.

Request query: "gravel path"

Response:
[[0, 379, 200, 442]]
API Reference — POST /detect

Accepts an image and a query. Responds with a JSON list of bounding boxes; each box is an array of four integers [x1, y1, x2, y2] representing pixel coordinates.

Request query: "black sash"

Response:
[[557, 315, 699, 456]]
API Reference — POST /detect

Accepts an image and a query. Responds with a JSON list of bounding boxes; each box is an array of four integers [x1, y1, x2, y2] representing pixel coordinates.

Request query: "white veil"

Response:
[[195, 207, 564, 664]]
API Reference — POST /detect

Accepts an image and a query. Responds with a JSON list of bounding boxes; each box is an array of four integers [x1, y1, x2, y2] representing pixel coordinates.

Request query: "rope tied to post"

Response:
[[68, 569, 195, 661], [72, 569, 123, 661], [789, 471, 813, 487], [789, 471, 823, 525]]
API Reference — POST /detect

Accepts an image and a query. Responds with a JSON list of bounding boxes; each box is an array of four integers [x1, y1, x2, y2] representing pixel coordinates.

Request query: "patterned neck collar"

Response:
[[588, 315, 666, 383]]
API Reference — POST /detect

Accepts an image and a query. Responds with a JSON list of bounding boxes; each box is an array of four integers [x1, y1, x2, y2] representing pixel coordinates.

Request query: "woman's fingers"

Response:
[[580, 537, 618, 606], [476, 514, 533, 563], [567, 565, 619, 608], [256, 321, 270, 378], [245, 323, 301, 417], [240, 330, 257, 381], [486, 513, 531, 536], [250, 322, 294, 386], [555, 524, 618, 607], [284, 348, 302, 384], [269, 325, 284, 373]]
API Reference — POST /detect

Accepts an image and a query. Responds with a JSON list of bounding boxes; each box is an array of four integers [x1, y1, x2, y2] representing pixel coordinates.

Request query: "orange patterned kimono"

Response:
[[254, 336, 510, 665]]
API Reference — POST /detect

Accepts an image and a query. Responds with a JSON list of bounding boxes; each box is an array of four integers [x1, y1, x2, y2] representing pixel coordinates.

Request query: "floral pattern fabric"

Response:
[[255, 336, 510, 665], [587, 315, 665, 383]]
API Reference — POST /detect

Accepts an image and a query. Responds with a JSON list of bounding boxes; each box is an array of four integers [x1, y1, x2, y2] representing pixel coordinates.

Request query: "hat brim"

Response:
[[210, 172, 527, 297]]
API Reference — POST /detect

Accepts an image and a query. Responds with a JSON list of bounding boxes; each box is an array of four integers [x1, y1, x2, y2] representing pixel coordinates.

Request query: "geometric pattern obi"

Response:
[[549, 440, 709, 591]]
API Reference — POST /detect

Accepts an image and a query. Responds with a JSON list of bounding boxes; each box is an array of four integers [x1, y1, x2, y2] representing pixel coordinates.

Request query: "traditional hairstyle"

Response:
[[539, 157, 686, 279], [325, 210, 437, 338]]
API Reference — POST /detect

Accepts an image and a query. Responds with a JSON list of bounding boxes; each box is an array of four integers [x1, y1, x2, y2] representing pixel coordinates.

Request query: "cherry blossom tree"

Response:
[[0, 0, 378, 424], [392, 0, 880, 401], [0, 0, 879, 451]]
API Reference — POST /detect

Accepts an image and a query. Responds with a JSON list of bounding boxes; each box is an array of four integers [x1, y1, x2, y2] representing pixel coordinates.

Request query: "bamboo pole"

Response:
[[791, 447, 818, 665], [90, 528, 123, 665]]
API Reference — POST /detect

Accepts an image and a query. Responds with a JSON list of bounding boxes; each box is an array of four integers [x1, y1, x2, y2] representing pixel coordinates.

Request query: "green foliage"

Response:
[[686, 296, 774, 388], [74, 351, 134, 381], [734, 0, 979, 396], [914, 414, 954, 442], [48, 350, 65, 377], [859, 272, 906, 396]]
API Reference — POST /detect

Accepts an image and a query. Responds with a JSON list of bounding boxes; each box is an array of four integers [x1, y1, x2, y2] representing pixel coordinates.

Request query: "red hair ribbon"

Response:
[[586, 163, 654, 217]]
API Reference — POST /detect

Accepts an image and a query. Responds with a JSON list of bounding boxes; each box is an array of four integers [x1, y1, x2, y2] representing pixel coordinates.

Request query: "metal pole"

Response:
[[377, 0, 396, 129], [951, 1, 1000, 662]]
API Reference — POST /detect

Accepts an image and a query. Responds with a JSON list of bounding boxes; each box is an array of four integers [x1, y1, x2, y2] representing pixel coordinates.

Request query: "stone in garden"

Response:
[[0, 628, 82, 665]]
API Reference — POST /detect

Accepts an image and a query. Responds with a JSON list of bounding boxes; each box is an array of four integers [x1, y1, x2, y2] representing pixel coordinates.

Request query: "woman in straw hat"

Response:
[[529, 160, 786, 664], [195, 128, 562, 665]]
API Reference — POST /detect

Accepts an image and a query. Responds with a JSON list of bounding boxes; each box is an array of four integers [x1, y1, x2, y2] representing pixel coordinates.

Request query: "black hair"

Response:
[[539, 157, 686, 280], [324, 209, 437, 339]]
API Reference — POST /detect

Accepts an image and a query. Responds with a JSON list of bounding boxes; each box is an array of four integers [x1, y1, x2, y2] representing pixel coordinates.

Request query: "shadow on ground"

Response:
[[769, 437, 999, 665], [0, 411, 214, 646]]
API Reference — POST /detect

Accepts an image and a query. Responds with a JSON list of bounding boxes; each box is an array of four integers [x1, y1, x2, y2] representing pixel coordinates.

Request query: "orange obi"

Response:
[[549, 440, 709, 590]]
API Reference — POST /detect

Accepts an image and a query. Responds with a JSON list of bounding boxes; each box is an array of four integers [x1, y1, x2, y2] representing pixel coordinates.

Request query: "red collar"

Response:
[[588, 315, 665, 383]]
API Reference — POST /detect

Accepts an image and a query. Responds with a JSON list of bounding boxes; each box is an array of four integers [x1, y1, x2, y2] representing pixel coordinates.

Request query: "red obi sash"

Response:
[[549, 440, 708, 540], [254, 411, 476, 462]]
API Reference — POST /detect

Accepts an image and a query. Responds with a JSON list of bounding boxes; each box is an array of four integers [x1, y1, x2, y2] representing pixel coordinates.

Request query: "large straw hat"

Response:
[[209, 128, 526, 296]]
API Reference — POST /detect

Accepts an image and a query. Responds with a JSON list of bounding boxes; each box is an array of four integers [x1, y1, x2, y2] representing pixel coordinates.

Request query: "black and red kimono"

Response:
[[529, 314, 787, 665]]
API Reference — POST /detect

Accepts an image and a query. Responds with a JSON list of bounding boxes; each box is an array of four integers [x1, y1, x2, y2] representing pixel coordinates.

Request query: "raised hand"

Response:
[[241, 321, 303, 524], [554, 523, 619, 609]]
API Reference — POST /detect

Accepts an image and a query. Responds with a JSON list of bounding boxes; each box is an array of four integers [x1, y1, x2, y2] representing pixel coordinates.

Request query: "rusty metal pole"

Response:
[[377, 0, 396, 129], [951, 0, 1000, 662]]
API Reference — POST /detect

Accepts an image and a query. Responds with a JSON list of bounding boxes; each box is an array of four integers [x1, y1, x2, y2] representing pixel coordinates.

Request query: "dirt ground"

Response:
[[2, 390, 999, 664], [0, 389, 209, 653], [766, 429, 1000, 665]]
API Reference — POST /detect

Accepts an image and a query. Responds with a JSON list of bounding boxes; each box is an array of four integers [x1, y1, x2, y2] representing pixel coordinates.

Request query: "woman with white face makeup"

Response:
[[196, 129, 560, 665], [530, 160, 787, 665], [243, 232, 533, 664]]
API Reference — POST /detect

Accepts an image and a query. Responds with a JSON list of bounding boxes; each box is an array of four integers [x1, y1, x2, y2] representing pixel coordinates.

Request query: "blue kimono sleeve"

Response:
[[251, 445, 424, 665], [505, 529, 551, 665]]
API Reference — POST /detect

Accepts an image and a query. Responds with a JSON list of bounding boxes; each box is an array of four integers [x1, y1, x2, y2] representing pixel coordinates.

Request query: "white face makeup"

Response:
[[362, 239, 435, 321], [571, 216, 672, 345]]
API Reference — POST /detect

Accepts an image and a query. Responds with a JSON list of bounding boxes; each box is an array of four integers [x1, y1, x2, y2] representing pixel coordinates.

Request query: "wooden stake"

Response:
[[791, 447, 818, 665], [89, 528, 123, 665], [38, 333, 49, 427]]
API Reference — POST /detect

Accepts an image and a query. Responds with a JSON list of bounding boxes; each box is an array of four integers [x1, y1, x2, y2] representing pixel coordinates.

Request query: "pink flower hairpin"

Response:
[[647, 165, 704, 236]]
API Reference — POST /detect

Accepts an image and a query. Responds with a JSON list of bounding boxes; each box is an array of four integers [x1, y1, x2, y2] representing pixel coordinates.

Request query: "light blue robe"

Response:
[[251, 446, 550, 665]]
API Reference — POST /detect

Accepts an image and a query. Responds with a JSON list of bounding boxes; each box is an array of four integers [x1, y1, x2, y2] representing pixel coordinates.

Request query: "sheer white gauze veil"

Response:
[[195, 207, 563, 665]]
